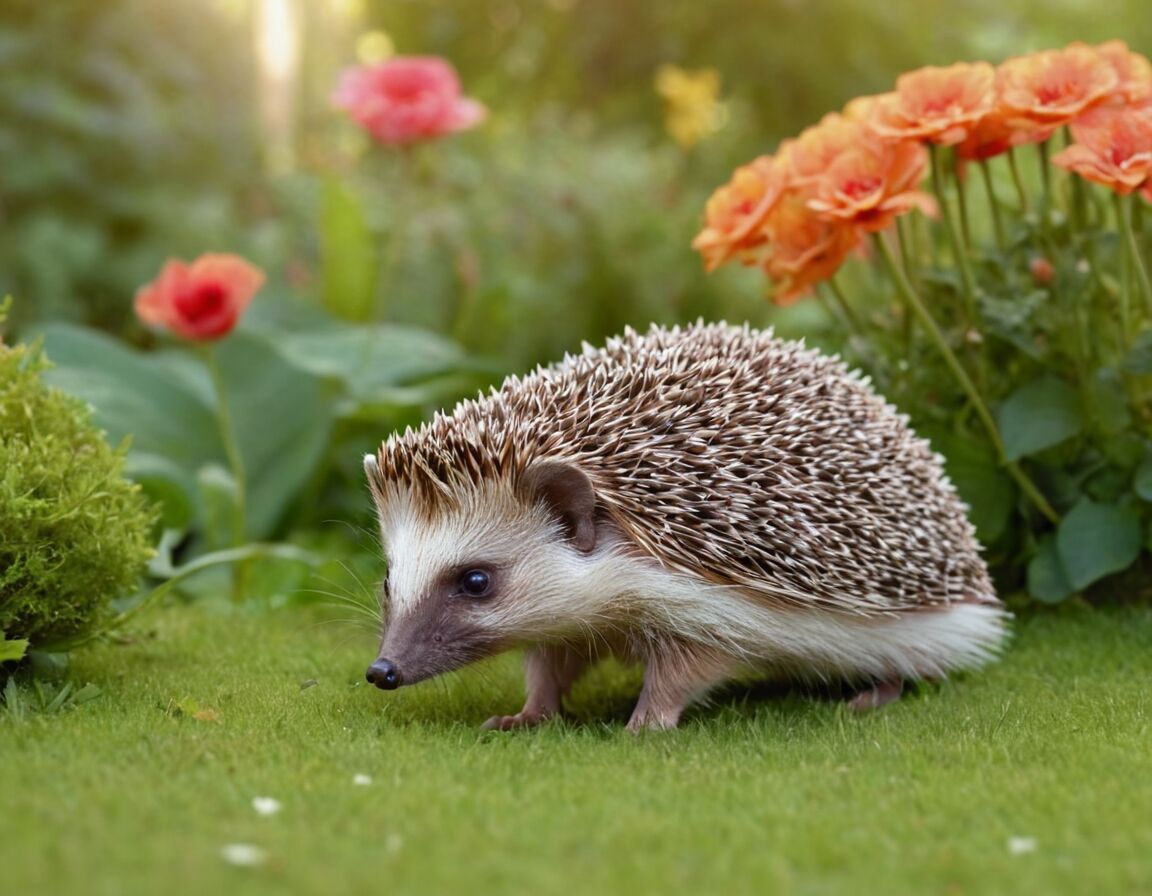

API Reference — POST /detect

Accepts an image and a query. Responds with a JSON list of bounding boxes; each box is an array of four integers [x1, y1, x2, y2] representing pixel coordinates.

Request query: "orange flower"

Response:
[[843, 94, 881, 122], [779, 113, 870, 187], [870, 62, 996, 145], [692, 156, 788, 271], [760, 193, 861, 303], [1052, 103, 1152, 195], [1096, 40, 1152, 104], [807, 139, 936, 232], [135, 254, 265, 341], [996, 44, 1118, 128]]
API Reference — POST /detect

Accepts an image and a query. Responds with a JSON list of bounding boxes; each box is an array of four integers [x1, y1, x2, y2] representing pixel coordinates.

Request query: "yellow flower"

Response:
[[655, 64, 726, 149]]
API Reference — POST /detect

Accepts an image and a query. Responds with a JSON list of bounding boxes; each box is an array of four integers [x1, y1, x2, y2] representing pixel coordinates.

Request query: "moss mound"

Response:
[[0, 333, 156, 650]]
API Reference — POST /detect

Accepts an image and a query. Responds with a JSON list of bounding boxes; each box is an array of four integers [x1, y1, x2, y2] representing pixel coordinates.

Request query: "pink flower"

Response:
[[135, 254, 265, 341], [332, 56, 485, 146]]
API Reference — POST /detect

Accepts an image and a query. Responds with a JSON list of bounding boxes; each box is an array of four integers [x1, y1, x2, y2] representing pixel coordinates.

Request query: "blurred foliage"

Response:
[[0, 0, 270, 331]]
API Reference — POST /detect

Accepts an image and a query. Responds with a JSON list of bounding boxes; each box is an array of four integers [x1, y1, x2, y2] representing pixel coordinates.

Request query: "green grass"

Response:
[[2, 603, 1150, 896]]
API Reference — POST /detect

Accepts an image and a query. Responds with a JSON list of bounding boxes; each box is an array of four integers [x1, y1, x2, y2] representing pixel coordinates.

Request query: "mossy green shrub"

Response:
[[1, 334, 156, 655]]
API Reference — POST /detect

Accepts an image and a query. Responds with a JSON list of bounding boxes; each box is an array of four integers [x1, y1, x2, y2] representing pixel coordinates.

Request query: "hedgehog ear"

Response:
[[521, 461, 597, 553]]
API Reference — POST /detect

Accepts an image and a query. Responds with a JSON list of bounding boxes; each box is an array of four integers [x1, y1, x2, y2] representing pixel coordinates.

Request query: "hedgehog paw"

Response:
[[625, 710, 679, 733], [847, 678, 904, 711], [480, 710, 551, 731]]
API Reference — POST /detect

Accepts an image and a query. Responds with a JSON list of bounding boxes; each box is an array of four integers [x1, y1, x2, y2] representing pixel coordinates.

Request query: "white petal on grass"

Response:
[[1008, 836, 1038, 855], [252, 796, 282, 816], [353, 774, 373, 786], [220, 843, 268, 867]]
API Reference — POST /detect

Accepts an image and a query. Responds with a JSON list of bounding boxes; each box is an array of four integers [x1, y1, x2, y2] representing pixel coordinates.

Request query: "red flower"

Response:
[[1052, 103, 1152, 196], [333, 56, 485, 145], [135, 254, 265, 341]]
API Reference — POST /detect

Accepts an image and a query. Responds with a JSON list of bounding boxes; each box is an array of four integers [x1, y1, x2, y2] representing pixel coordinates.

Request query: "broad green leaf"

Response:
[[1056, 499, 1142, 591], [0, 633, 30, 663], [923, 428, 1014, 542], [123, 451, 196, 530], [997, 376, 1082, 461], [270, 323, 482, 403], [214, 331, 336, 538], [38, 324, 335, 541], [1123, 329, 1152, 375], [1136, 455, 1152, 502], [39, 323, 218, 464], [320, 176, 377, 322], [1027, 537, 1074, 604], [1084, 368, 1131, 434]]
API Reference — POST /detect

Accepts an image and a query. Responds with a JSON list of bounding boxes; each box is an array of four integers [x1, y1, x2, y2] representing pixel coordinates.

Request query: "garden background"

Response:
[[2, 1, 1151, 894]]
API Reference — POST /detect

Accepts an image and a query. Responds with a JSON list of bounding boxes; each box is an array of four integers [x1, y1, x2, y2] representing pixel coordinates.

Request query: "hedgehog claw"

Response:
[[481, 711, 551, 731], [847, 678, 904, 711]]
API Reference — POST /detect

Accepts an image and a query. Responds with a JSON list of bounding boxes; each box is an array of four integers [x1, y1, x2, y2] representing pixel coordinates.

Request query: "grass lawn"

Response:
[[2, 601, 1150, 895]]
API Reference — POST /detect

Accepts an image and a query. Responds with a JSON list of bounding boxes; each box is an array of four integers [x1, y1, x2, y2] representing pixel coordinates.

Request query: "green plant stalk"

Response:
[[929, 146, 977, 323], [872, 233, 1059, 524], [1115, 192, 1152, 314], [823, 276, 866, 338], [204, 347, 249, 601], [1037, 140, 1052, 215], [1006, 148, 1029, 212], [977, 161, 1006, 252], [952, 152, 973, 247]]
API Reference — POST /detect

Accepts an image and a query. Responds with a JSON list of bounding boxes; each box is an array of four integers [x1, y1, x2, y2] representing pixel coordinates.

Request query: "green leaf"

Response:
[[320, 176, 377, 322], [997, 376, 1082, 461], [1134, 454, 1152, 502], [270, 323, 482, 404], [38, 324, 336, 541], [924, 428, 1014, 542], [123, 451, 196, 530], [1027, 537, 1074, 603], [1056, 499, 1142, 591], [1084, 368, 1131, 434], [0, 633, 30, 663], [215, 331, 335, 538], [1123, 329, 1152, 375]]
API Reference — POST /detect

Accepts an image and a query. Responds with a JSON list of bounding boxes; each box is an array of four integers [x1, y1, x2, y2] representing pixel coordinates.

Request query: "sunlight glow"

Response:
[[256, 0, 299, 83]]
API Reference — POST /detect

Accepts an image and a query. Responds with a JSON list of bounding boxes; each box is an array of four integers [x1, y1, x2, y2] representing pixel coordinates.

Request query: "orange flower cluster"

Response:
[[696, 40, 1152, 300]]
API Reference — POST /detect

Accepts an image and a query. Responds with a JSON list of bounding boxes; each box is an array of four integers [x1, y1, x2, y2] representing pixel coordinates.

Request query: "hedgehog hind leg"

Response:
[[846, 677, 904, 711], [481, 643, 589, 731], [626, 641, 741, 732]]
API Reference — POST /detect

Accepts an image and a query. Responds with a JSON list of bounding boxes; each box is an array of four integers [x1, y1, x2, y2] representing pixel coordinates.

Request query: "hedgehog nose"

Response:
[[366, 659, 402, 690]]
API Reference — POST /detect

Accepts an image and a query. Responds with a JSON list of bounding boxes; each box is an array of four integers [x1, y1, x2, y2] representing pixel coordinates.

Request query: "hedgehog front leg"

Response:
[[481, 643, 588, 731], [626, 642, 739, 732]]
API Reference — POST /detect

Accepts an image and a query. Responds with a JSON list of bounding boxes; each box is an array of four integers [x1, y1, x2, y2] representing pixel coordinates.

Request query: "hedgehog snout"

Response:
[[366, 658, 402, 690]]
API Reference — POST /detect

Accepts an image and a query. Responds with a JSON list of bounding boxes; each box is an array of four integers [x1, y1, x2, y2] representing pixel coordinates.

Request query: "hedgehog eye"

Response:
[[458, 569, 492, 598]]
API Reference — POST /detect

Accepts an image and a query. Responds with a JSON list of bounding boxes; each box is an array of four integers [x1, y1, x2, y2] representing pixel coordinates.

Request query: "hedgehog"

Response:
[[362, 322, 1005, 731]]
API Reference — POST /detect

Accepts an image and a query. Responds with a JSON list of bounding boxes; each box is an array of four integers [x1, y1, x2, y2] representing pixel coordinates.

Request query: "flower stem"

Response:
[[952, 153, 973, 247], [1037, 140, 1052, 213], [1115, 192, 1152, 315], [872, 233, 1059, 524], [978, 160, 1006, 252], [1006, 148, 1029, 213], [205, 346, 249, 600], [824, 276, 866, 337], [929, 145, 977, 322]]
